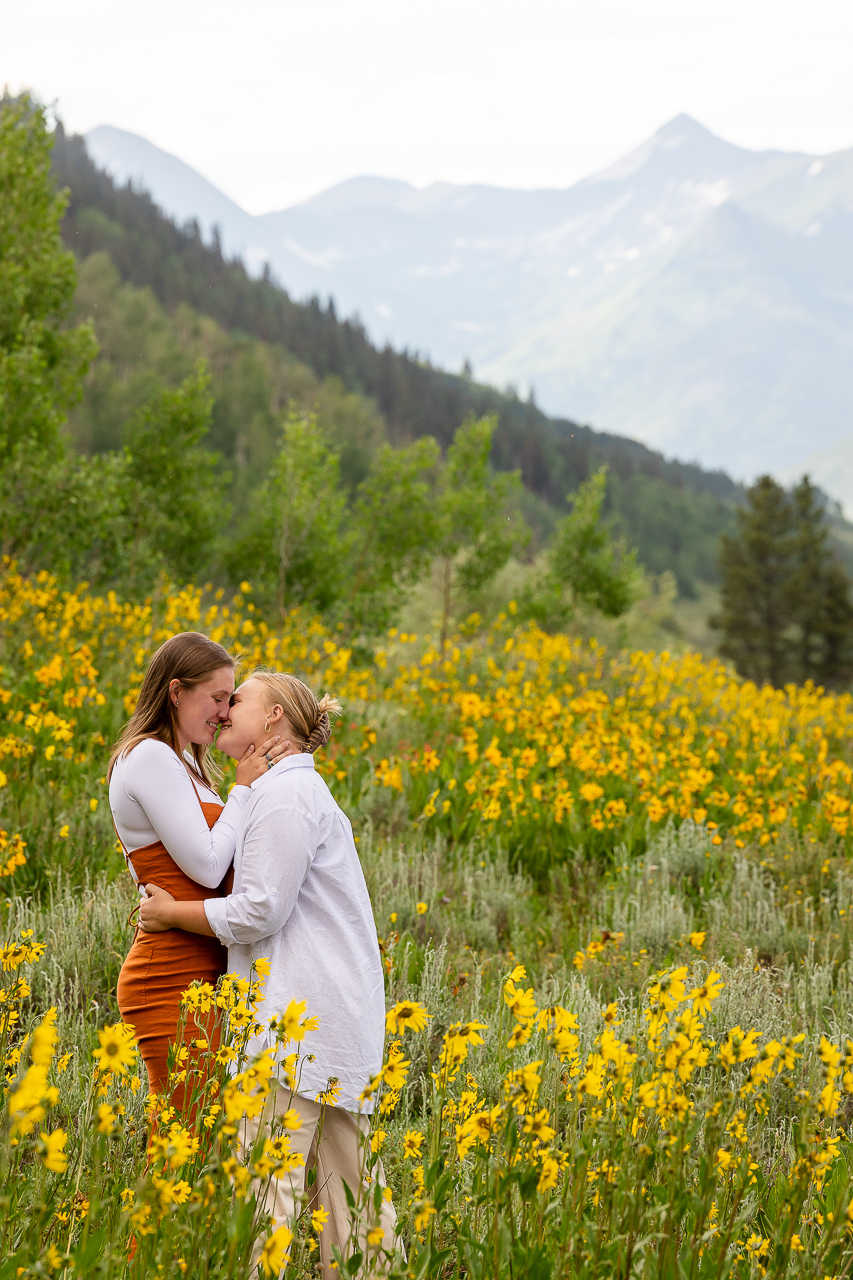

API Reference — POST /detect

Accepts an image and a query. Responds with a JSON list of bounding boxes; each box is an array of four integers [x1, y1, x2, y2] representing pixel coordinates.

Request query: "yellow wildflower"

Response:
[[260, 1225, 293, 1274], [385, 1001, 431, 1035], [40, 1129, 68, 1173], [93, 1023, 137, 1076]]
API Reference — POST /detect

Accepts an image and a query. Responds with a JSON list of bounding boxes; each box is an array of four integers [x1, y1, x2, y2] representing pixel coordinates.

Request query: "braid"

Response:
[[248, 670, 340, 753], [305, 711, 332, 753]]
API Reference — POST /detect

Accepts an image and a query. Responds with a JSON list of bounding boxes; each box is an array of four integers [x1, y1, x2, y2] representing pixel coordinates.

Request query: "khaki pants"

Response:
[[244, 1088, 400, 1279]]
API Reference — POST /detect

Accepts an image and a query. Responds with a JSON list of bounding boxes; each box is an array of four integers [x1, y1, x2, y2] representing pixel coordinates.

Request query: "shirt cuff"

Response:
[[226, 785, 252, 799], [203, 898, 237, 947]]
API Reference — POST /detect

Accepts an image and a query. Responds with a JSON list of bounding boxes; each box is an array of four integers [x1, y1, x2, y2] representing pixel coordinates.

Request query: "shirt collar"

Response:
[[251, 752, 315, 791]]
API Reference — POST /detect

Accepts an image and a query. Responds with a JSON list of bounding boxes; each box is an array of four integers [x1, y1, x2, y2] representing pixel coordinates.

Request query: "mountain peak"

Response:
[[76, 118, 853, 507], [653, 113, 719, 144], [585, 114, 758, 187]]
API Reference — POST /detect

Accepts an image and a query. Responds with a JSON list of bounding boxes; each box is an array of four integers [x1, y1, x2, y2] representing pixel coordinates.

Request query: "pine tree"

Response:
[[714, 476, 798, 686], [713, 475, 853, 688]]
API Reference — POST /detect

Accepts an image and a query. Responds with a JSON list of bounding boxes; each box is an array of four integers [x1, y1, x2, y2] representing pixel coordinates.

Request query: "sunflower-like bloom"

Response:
[[403, 1129, 425, 1159], [690, 971, 724, 1016], [382, 1044, 411, 1091], [537, 1155, 559, 1193], [93, 1023, 137, 1076], [260, 1225, 294, 1275], [39, 1128, 67, 1172], [385, 1001, 431, 1035], [254, 1134, 305, 1178], [29, 1007, 59, 1066], [503, 979, 537, 1023]]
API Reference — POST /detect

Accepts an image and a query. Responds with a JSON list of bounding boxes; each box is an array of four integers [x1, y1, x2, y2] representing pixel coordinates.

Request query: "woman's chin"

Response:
[[190, 726, 217, 747], [214, 731, 240, 760]]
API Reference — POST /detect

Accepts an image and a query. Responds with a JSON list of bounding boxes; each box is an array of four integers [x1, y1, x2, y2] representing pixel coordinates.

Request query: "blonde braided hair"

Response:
[[249, 670, 341, 754]]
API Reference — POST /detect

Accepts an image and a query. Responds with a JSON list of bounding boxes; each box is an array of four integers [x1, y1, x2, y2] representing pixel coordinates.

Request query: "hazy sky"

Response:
[[4, 0, 853, 212]]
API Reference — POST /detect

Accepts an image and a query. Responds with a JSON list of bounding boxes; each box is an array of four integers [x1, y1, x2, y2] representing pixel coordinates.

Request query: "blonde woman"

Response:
[[108, 633, 290, 1106], [139, 670, 396, 1275]]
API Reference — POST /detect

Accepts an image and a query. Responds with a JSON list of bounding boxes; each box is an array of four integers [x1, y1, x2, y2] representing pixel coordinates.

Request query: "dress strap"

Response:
[[186, 772, 222, 815], [111, 816, 138, 883], [110, 817, 143, 935], [181, 754, 222, 814]]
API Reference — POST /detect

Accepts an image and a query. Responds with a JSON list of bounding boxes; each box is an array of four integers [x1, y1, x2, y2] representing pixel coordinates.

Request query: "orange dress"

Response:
[[116, 794, 228, 1110]]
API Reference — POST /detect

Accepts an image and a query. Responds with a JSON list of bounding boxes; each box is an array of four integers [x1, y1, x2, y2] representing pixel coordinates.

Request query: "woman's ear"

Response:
[[267, 703, 285, 726]]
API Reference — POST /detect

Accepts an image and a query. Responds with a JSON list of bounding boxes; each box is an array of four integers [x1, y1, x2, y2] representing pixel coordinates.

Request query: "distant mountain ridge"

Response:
[[52, 121, 760, 598], [84, 117, 853, 508]]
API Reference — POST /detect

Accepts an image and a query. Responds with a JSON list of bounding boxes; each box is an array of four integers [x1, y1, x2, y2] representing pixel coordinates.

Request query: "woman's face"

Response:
[[216, 678, 290, 760], [172, 666, 235, 749]]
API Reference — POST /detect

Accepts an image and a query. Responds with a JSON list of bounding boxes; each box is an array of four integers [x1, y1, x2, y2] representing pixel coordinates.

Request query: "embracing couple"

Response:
[[107, 631, 397, 1275]]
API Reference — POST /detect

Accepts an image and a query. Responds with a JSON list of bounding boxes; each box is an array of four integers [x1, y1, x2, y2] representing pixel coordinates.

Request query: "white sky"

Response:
[[3, 0, 853, 212]]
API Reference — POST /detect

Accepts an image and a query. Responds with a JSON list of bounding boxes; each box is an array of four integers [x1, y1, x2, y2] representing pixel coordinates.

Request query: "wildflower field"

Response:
[[4, 561, 853, 1277]]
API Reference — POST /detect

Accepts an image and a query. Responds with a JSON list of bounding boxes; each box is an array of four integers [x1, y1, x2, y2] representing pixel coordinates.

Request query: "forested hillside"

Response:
[[51, 122, 741, 596]]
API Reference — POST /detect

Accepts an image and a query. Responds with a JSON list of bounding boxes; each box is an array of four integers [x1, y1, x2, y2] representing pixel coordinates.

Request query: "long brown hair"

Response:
[[108, 632, 234, 786]]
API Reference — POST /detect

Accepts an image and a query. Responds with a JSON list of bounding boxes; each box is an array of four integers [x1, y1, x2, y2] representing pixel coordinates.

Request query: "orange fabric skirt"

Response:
[[117, 925, 227, 1108], [116, 801, 228, 1118]]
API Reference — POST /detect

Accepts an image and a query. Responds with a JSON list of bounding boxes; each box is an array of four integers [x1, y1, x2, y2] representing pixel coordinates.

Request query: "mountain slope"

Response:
[[51, 121, 744, 595], [85, 116, 853, 503], [501, 202, 853, 475]]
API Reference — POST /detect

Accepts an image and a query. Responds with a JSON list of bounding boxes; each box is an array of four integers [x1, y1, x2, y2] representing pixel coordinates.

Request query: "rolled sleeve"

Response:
[[204, 804, 317, 946], [202, 896, 235, 946]]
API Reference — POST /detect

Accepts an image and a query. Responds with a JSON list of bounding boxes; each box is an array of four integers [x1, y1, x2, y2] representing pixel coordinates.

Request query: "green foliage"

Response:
[[608, 471, 736, 598], [713, 474, 853, 688], [433, 416, 527, 645], [0, 95, 98, 574], [15, 92, 853, 648], [67, 253, 192, 454], [338, 437, 441, 637], [226, 410, 347, 616], [50, 115, 748, 597], [519, 469, 640, 629], [118, 363, 225, 588], [0, 95, 96, 460]]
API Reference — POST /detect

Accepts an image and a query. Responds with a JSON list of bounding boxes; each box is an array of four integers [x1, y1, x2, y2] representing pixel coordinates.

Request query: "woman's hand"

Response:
[[235, 735, 299, 787], [139, 883, 177, 933]]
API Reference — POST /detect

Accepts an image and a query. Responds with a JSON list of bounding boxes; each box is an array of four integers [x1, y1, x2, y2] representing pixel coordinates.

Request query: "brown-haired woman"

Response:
[[108, 631, 289, 1108]]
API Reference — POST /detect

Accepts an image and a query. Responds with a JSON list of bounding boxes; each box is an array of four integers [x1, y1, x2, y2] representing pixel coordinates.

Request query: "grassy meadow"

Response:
[[4, 563, 853, 1277]]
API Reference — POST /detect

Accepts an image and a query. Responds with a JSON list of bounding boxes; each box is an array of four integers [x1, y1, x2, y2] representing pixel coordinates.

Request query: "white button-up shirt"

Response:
[[203, 754, 385, 1112]]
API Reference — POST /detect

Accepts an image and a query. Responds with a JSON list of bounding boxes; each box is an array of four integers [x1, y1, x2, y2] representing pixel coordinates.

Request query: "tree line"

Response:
[[0, 96, 638, 643], [3, 94, 853, 685], [48, 102, 741, 599]]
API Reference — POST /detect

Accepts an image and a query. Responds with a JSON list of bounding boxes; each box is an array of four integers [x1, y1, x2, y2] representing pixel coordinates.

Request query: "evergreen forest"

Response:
[[48, 113, 743, 598], [4, 93, 853, 673]]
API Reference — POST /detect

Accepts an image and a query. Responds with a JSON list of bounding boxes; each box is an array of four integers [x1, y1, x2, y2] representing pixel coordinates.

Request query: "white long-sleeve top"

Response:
[[203, 753, 385, 1113], [109, 738, 250, 889]]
